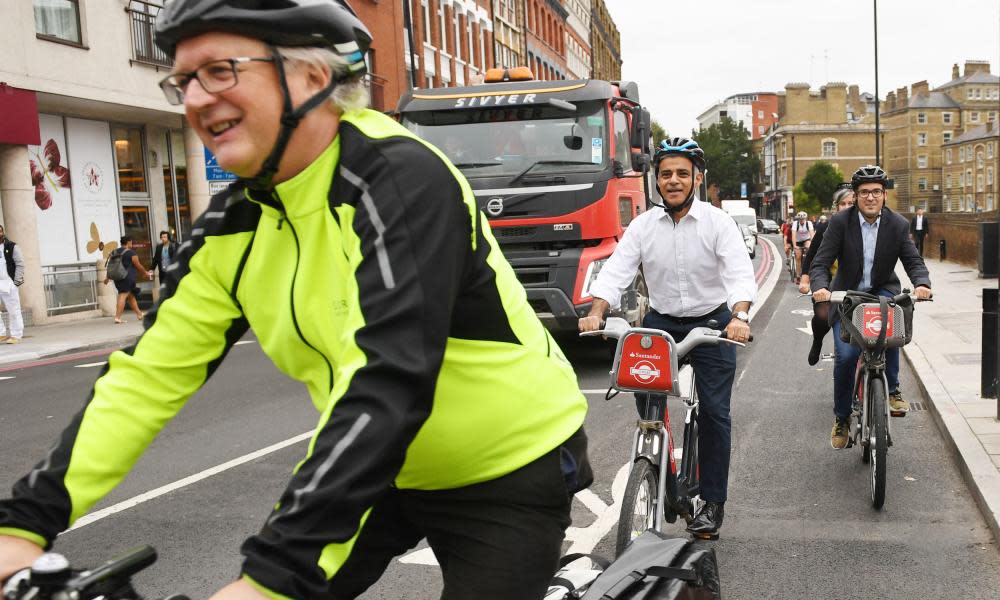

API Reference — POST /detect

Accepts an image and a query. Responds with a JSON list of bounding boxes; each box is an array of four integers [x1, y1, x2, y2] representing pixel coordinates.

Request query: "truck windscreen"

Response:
[[401, 100, 608, 179]]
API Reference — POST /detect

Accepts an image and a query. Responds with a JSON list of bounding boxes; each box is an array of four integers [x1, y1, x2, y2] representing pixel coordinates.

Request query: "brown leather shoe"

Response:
[[889, 391, 909, 416], [831, 417, 850, 450]]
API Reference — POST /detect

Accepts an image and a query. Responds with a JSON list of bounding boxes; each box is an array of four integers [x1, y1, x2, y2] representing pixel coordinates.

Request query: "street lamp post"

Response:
[[874, 0, 881, 166]]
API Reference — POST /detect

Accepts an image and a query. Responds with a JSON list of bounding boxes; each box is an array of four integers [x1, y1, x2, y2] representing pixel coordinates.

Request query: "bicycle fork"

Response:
[[851, 360, 893, 449], [630, 422, 670, 532]]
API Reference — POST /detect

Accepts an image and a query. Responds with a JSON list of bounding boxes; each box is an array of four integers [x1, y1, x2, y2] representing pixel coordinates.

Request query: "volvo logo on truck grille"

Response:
[[486, 197, 504, 216]]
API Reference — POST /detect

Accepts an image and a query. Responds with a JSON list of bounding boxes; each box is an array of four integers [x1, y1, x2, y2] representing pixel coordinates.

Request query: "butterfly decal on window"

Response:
[[85, 222, 118, 259], [29, 139, 71, 210]]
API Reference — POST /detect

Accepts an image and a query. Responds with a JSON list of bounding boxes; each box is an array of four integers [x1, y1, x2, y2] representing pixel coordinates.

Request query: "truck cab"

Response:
[[397, 68, 652, 332]]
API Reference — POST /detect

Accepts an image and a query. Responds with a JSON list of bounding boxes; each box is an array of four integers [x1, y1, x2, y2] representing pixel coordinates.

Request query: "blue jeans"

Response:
[[831, 288, 900, 418], [635, 308, 737, 503]]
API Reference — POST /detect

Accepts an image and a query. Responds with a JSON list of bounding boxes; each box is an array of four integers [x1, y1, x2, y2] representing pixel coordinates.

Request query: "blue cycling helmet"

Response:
[[653, 137, 707, 174], [652, 137, 707, 214]]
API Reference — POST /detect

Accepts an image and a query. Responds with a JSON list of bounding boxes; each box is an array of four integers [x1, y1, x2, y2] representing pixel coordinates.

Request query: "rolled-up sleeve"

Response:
[[714, 214, 757, 309], [587, 215, 644, 310]]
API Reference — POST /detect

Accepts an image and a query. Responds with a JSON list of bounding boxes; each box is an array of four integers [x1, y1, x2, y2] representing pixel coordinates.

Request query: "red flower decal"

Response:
[[29, 138, 71, 211]]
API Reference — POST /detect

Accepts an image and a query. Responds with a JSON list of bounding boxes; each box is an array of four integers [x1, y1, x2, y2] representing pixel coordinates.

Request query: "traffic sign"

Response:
[[204, 148, 238, 182]]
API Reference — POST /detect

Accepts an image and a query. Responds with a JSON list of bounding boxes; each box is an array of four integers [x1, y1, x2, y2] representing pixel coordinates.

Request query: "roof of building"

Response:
[[945, 124, 1000, 146], [935, 70, 1000, 90], [908, 91, 961, 109]]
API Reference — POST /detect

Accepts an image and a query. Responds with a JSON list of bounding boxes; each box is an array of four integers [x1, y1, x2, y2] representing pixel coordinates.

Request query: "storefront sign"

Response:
[[30, 114, 77, 265], [66, 118, 121, 262], [204, 148, 238, 182], [0, 85, 40, 145]]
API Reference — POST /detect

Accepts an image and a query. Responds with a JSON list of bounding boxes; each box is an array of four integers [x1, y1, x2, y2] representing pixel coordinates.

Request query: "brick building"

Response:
[[354, 0, 407, 112], [942, 123, 999, 212], [697, 93, 779, 140], [590, 0, 621, 81], [563, 0, 592, 79], [524, 0, 569, 80], [880, 61, 1000, 213], [406, 0, 495, 90], [492, 0, 525, 70], [762, 82, 877, 220]]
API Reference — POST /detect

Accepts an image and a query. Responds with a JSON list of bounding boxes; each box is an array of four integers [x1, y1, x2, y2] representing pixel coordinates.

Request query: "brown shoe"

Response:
[[889, 391, 909, 417], [831, 417, 850, 450], [0, 336, 8, 342], [5, 337, 20, 345]]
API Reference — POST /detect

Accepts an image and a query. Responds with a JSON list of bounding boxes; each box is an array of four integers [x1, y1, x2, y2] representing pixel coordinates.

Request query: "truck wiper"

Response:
[[453, 160, 503, 169], [508, 160, 595, 186]]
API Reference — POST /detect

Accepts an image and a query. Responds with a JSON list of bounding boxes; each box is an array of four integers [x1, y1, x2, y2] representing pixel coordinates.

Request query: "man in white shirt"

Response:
[[579, 137, 756, 540], [0, 224, 25, 344]]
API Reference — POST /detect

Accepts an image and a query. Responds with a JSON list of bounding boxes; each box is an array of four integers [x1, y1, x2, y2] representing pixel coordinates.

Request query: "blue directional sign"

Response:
[[204, 148, 238, 182], [740, 182, 747, 198]]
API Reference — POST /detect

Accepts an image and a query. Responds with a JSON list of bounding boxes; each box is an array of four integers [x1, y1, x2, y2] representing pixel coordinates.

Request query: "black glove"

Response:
[[13, 279, 23, 287]]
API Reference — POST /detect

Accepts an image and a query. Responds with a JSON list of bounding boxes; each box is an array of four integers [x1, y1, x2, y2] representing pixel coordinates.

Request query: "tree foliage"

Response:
[[650, 120, 667, 145], [793, 182, 821, 216], [798, 161, 844, 214], [693, 117, 757, 199]]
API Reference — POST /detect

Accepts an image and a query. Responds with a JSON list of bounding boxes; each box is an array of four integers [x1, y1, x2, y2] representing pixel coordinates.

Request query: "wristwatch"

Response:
[[733, 311, 750, 323]]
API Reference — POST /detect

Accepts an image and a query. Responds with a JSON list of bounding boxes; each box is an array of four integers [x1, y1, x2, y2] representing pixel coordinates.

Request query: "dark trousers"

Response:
[[914, 231, 927, 256], [831, 288, 900, 418], [635, 309, 737, 503], [327, 428, 592, 599]]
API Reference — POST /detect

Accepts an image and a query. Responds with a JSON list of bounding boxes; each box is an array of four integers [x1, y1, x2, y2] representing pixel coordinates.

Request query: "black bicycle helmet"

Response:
[[155, 0, 371, 73], [651, 137, 707, 215], [850, 165, 888, 190], [154, 0, 372, 190]]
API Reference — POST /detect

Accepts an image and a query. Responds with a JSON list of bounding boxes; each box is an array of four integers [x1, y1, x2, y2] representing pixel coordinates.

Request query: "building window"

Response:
[[978, 151, 985, 168], [758, 125, 765, 136], [33, 0, 81, 44], [990, 111, 998, 122], [945, 174, 952, 188], [966, 194, 973, 210], [943, 112, 953, 124], [959, 147, 965, 162], [968, 88, 975, 99], [946, 148, 952, 163], [821, 139, 837, 157], [917, 132, 927, 146], [917, 112, 926, 124], [970, 112, 980, 123], [978, 174, 985, 192], [989, 194, 995, 211], [967, 169, 973, 187], [757, 110, 764, 119], [438, 5, 446, 50], [917, 155, 928, 169], [918, 178, 927, 191], [988, 167, 994, 185], [943, 131, 952, 143], [422, 0, 430, 42], [113, 125, 148, 194], [975, 88, 982, 99], [989, 143, 995, 159]]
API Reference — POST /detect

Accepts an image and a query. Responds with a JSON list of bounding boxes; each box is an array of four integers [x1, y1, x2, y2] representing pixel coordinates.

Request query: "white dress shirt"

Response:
[[589, 198, 757, 317]]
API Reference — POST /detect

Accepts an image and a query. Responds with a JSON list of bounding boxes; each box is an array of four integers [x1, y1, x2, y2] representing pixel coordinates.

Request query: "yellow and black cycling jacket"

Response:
[[0, 109, 587, 599]]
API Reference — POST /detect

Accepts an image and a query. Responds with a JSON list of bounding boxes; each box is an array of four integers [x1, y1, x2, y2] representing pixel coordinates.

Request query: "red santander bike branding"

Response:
[[615, 333, 673, 394], [862, 306, 894, 339]]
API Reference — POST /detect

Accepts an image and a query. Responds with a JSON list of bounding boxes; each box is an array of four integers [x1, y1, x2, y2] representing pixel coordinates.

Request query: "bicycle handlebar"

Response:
[[580, 317, 752, 360]]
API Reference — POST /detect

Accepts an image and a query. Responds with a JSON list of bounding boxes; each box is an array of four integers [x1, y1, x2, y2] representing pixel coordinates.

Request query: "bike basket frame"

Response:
[[849, 301, 908, 348], [610, 328, 681, 396]]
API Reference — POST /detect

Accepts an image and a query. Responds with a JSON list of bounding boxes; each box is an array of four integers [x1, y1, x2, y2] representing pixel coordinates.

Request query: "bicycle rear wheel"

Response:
[[869, 380, 888, 509], [616, 457, 658, 557]]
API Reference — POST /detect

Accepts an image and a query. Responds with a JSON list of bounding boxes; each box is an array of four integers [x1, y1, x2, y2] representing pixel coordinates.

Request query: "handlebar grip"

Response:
[[67, 546, 157, 593], [718, 330, 754, 343]]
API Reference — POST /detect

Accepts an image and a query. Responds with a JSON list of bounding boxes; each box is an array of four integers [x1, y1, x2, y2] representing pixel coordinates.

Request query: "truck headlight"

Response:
[[580, 258, 608, 299]]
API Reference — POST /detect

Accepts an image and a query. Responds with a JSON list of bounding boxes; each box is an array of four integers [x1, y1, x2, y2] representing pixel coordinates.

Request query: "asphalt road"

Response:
[[1, 235, 998, 599]]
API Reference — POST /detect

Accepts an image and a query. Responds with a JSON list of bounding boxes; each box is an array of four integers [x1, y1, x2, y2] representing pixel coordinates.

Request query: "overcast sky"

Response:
[[604, 0, 1000, 136]]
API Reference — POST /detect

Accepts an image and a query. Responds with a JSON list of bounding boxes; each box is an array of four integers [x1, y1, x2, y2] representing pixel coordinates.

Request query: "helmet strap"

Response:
[[248, 45, 343, 191]]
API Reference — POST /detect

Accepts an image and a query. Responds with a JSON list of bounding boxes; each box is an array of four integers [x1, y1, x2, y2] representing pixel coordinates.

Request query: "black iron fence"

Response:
[[126, 0, 172, 69]]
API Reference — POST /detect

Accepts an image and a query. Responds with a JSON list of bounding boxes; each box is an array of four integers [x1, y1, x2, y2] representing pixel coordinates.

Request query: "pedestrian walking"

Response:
[[909, 208, 930, 256], [0, 224, 25, 344], [104, 235, 152, 324], [151, 230, 179, 278]]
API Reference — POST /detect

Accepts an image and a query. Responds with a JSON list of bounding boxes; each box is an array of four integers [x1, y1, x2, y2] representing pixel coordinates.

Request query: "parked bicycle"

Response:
[[830, 289, 929, 509], [581, 317, 749, 556], [2, 545, 188, 600]]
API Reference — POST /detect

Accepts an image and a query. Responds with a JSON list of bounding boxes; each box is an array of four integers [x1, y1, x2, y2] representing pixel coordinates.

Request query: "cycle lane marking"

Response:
[[73, 361, 108, 368]]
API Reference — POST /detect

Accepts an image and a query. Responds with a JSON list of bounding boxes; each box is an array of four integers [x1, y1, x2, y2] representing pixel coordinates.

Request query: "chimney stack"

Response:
[[952, 63, 960, 79], [911, 80, 929, 97], [896, 86, 908, 106], [964, 60, 991, 76], [886, 90, 896, 110]]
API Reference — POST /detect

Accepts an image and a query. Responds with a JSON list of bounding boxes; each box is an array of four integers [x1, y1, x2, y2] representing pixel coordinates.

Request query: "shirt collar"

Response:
[[858, 210, 881, 228], [657, 195, 705, 221]]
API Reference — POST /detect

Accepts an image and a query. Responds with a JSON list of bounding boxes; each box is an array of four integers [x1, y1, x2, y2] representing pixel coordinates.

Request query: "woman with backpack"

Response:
[[104, 235, 152, 324]]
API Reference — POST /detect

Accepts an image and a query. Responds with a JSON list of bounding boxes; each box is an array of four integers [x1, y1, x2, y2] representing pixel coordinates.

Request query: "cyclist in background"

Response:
[[0, 2, 591, 599], [790, 211, 814, 282], [810, 166, 932, 450], [799, 185, 854, 365], [579, 138, 756, 541]]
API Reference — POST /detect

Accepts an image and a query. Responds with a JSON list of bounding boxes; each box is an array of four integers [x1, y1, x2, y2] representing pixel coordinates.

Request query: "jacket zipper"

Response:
[[273, 192, 334, 392]]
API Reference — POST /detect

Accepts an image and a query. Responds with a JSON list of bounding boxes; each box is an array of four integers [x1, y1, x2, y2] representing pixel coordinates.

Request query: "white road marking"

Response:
[[796, 319, 813, 336], [65, 431, 314, 533], [73, 361, 108, 368], [582, 388, 614, 395], [234, 340, 255, 346], [0, 376, 14, 381], [750, 237, 782, 321], [399, 547, 438, 566], [791, 309, 814, 316]]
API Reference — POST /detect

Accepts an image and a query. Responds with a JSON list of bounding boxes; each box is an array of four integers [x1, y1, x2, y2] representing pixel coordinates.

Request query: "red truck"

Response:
[[397, 68, 652, 332]]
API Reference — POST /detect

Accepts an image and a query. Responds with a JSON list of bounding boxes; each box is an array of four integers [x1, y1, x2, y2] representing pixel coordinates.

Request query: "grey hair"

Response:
[[831, 187, 854, 206], [276, 46, 369, 113]]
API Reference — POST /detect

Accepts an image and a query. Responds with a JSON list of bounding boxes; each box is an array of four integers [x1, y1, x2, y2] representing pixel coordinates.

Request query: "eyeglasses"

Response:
[[857, 189, 885, 199], [158, 56, 275, 105]]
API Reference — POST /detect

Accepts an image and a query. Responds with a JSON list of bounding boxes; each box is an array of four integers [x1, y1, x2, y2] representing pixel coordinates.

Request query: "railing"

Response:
[[126, 0, 172, 69], [43, 264, 99, 316], [366, 73, 388, 112]]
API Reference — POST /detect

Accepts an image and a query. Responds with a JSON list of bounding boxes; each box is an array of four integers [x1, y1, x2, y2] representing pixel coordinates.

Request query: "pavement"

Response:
[[1, 256, 999, 547]]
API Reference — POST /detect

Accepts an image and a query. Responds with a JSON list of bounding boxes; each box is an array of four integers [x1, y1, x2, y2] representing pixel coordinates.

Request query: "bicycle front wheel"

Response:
[[616, 457, 658, 557], [869, 380, 888, 509]]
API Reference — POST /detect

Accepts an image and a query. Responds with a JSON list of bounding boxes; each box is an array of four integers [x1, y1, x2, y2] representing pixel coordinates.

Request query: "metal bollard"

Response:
[[939, 238, 946, 261], [984, 288, 998, 400]]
